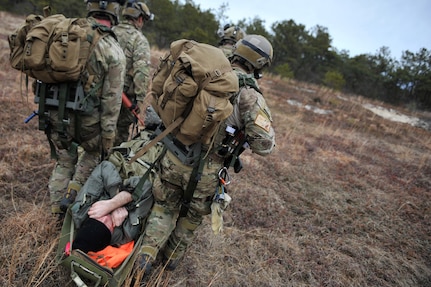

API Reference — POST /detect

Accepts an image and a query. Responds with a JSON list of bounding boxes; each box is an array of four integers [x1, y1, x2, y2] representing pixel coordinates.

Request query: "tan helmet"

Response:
[[233, 34, 273, 70], [219, 24, 246, 45], [86, 0, 126, 25], [122, 1, 154, 21]]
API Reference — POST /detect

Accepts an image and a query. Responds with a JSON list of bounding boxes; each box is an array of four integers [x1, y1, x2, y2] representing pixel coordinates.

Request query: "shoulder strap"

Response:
[[179, 150, 206, 217], [128, 116, 184, 163], [131, 146, 167, 202]]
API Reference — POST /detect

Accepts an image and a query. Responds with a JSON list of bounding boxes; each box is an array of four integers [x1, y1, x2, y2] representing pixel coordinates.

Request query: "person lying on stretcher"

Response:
[[69, 160, 154, 267]]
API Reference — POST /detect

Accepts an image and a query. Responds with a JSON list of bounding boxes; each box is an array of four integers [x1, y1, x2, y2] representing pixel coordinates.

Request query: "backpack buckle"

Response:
[[61, 32, 68, 46]]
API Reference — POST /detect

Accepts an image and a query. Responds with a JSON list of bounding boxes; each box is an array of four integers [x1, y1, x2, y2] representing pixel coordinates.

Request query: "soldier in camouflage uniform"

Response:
[[49, 0, 126, 216], [112, 1, 153, 146], [218, 24, 247, 58], [136, 34, 275, 273]]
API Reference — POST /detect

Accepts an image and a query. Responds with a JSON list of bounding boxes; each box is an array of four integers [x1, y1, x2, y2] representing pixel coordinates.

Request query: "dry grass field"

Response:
[[1, 11, 431, 287]]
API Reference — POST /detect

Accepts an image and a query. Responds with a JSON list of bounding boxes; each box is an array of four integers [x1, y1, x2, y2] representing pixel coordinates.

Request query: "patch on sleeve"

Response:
[[254, 112, 271, 132]]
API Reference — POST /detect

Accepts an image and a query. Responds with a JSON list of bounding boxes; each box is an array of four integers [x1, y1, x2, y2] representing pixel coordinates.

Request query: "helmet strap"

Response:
[[232, 56, 254, 74]]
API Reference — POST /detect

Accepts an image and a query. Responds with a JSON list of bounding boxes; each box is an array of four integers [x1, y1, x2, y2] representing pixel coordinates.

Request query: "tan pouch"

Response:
[[177, 89, 233, 145]]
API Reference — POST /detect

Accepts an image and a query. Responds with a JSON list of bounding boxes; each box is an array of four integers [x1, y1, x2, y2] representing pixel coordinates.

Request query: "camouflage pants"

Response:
[[140, 150, 223, 261], [48, 119, 102, 214], [115, 104, 137, 146], [49, 149, 77, 214]]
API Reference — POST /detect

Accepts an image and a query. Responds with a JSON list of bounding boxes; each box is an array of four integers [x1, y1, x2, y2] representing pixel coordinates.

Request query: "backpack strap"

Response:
[[179, 150, 206, 217], [128, 116, 184, 163], [131, 145, 167, 202], [36, 82, 59, 159], [56, 83, 73, 151]]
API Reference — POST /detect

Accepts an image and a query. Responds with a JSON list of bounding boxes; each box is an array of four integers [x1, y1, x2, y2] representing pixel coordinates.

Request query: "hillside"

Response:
[[1, 11, 431, 287]]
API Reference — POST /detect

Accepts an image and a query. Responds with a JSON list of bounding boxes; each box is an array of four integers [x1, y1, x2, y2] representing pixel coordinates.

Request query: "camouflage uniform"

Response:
[[112, 20, 151, 145], [218, 25, 246, 58], [221, 66, 275, 155], [139, 65, 275, 264], [218, 43, 235, 58], [49, 16, 126, 214]]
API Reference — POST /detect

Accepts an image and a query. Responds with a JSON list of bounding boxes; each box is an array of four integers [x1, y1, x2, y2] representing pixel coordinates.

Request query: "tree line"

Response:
[[2, 0, 430, 109]]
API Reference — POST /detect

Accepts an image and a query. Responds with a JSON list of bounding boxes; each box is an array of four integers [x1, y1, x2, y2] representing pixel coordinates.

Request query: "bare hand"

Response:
[[97, 215, 114, 233], [88, 200, 114, 219], [111, 207, 128, 227]]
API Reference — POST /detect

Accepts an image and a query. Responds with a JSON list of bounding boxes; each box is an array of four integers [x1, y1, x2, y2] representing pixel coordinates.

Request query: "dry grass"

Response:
[[1, 11, 431, 287]]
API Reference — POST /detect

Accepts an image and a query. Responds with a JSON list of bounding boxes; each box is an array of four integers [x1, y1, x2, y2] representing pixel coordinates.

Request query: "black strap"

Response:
[[36, 82, 58, 159], [57, 83, 70, 150], [37, 82, 47, 132], [179, 151, 206, 217], [225, 130, 247, 167], [129, 116, 184, 163]]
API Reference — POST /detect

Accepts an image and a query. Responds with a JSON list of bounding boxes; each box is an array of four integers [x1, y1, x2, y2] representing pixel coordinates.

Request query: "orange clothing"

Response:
[[88, 241, 134, 268]]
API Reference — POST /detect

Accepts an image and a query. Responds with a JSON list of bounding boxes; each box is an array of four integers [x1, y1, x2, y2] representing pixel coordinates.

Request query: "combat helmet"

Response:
[[233, 34, 273, 71], [218, 24, 246, 46], [86, 0, 126, 25], [122, 0, 154, 21]]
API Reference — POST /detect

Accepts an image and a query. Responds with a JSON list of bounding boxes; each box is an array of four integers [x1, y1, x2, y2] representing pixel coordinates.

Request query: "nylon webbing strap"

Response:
[[179, 151, 206, 217], [225, 137, 246, 168], [128, 116, 184, 163], [37, 83, 58, 159], [57, 84, 67, 134], [38, 82, 47, 131], [57, 83, 73, 152], [131, 146, 167, 202]]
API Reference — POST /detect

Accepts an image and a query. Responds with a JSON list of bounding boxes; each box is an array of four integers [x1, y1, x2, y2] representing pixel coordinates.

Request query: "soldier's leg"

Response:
[[49, 149, 77, 214], [60, 147, 100, 212], [140, 176, 182, 260], [162, 158, 221, 268], [72, 149, 100, 186], [115, 106, 135, 146], [162, 193, 214, 269]]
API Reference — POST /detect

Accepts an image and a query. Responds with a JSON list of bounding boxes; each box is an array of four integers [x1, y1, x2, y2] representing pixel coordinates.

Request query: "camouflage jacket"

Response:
[[218, 43, 235, 58], [113, 20, 151, 103], [84, 17, 126, 140], [216, 66, 275, 156]]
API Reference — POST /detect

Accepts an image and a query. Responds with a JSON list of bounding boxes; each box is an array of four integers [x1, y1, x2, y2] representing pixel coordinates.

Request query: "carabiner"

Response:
[[218, 167, 231, 185]]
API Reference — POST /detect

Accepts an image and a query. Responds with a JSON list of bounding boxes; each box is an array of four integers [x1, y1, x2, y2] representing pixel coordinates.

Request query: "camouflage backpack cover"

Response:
[[150, 39, 239, 146]]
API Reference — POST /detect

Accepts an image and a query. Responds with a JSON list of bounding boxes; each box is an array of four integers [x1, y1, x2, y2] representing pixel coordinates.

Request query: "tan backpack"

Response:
[[8, 13, 108, 84], [151, 39, 239, 145], [8, 14, 44, 71]]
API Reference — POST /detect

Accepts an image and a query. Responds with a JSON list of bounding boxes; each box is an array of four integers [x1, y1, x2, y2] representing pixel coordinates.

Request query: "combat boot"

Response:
[[163, 256, 179, 271], [162, 245, 183, 271], [135, 253, 153, 275]]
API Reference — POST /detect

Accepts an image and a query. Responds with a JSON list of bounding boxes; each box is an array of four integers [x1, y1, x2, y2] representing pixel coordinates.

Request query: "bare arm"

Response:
[[88, 191, 133, 219]]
